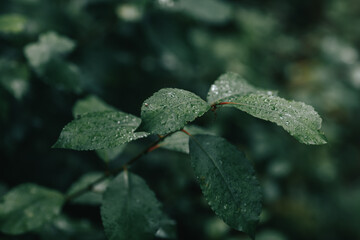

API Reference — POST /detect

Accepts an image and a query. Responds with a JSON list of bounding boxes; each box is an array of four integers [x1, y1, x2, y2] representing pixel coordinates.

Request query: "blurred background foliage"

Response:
[[0, 0, 359, 239]]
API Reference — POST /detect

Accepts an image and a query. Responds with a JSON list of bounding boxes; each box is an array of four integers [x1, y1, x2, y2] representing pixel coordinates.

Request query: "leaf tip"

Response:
[[320, 133, 328, 144], [51, 141, 61, 149]]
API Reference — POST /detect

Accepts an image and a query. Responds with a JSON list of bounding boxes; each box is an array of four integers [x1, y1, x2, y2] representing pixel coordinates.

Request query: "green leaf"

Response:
[[207, 72, 274, 104], [178, 0, 231, 24], [72, 95, 126, 161], [0, 14, 27, 34], [67, 172, 109, 205], [207, 73, 326, 145], [24, 31, 75, 70], [140, 88, 210, 135], [0, 183, 64, 235], [220, 93, 327, 145], [101, 171, 163, 240], [159, 125, 214, 154], [53, 111, 149, 150], [189, 135, 262, 238], [73, 95, 117, 117]]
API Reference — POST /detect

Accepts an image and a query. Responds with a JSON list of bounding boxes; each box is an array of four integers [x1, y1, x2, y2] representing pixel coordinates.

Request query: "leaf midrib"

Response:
[[191, 136, 247, 226]]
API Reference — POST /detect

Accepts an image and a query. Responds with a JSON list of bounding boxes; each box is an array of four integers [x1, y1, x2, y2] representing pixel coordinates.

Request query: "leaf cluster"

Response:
[[0, 72, 326, 239]]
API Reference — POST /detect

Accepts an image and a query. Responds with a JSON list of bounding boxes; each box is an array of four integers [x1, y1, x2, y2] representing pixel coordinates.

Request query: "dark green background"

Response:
[[1, 0, 359, 239]]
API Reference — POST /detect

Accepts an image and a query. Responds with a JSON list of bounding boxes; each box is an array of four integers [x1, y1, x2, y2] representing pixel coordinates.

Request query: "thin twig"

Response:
[[65, 133, 171, 202], [181, 129, 192, 136], [66, 173, 110, 202]]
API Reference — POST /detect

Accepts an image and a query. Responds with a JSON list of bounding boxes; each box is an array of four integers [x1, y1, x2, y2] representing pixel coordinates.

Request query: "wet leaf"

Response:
[[67, 172, 109, 205], [140, 88, 210, 135], [207, 72, 274, 104], [0, 183, 64, 235], [73, 95, 126, 162], [189, 134, 262, 238], [220, 94, 327, 145], [53, 111, 148, 150], [101, 171, 163, 240]]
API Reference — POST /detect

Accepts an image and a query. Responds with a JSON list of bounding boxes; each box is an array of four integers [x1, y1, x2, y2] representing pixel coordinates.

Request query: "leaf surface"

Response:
[[207, 72, 274, 104], [0, 184, 64, 235], [140, 88, 210, 135], [101, 171, 163, 240], [189, 135, 262, 238], [220, 94, 327, 145], [53, 111, 148, 150], [73, 95, 126, 161]]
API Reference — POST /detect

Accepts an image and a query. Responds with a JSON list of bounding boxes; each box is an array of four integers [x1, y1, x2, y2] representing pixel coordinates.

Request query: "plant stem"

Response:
[[217, 101, 239, 105], [181, 129, 192, 136], [65, 133, 171, 202]]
